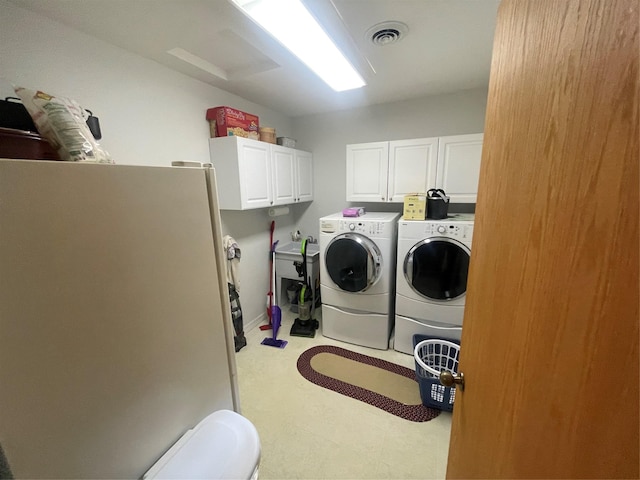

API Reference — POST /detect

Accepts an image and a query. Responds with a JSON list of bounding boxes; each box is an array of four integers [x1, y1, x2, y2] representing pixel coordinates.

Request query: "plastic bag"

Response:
[[14, 86, 113, 163]]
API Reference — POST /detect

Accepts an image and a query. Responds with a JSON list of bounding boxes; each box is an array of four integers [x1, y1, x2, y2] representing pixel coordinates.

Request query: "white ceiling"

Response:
[[9, 0, 501, 117]]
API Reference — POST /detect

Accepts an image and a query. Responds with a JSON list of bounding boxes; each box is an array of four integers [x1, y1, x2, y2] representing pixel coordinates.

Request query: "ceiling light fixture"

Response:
[[230, 0, 366, 92]]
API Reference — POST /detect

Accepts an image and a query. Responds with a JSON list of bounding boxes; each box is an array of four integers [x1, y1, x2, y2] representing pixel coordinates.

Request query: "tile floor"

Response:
[[235, 306, 452, 479]]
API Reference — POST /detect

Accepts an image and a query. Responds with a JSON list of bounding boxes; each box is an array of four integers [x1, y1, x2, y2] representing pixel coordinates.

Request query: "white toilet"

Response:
[[143, 410, 261, 480]]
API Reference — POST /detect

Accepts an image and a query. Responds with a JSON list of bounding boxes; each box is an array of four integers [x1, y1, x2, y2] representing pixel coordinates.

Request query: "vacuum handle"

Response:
[[300, 238, 308, 281]]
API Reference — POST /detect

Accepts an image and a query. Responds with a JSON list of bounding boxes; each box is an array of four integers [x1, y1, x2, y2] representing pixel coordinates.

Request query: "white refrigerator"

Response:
[[0, 159, 239, 479]]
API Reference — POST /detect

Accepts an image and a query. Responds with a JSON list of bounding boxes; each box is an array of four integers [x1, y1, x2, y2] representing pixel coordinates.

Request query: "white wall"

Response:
[[290, 88, 488, 237], [0, 1, 292, 166], [0, 0, 489, 335], [0, 0, 295, 331]]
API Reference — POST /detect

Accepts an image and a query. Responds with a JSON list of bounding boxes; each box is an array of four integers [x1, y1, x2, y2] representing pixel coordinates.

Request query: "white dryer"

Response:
[[319, 212, 401, 350], [394, 214, 474, 354]]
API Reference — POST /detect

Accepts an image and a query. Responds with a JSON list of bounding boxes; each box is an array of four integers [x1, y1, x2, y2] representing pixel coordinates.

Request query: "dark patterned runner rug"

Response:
[[297, 345, 440, 422]]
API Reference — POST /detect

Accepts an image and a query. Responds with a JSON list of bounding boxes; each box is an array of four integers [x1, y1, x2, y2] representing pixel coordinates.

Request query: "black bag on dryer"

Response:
[[427, 189, 450, 219]]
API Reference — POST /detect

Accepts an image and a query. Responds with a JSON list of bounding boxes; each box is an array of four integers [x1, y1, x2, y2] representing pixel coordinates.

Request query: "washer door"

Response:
[[404, 237, 470, 301], [324, 233, 382, 292]]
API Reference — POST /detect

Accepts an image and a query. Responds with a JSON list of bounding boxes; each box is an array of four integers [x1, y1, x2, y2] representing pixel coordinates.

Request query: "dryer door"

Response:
[[324, 233, 382, 292], [404, 237, 470, 301]]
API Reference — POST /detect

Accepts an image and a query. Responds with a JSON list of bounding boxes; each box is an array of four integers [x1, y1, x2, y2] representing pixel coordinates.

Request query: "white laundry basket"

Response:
[[413, 336, 461, 411]]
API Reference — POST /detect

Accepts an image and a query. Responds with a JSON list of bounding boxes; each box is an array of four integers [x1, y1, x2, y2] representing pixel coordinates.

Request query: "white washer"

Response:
[[319, 212, 400, 350], [394, 214, 474, 354]]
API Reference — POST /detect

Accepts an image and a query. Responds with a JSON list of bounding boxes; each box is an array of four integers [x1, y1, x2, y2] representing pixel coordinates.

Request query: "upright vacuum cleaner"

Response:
[[290, 238, 319, 338]]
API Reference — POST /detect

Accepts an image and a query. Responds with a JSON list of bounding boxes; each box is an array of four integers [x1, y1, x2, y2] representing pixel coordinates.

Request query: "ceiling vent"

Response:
[[367, 21, 409, 46]]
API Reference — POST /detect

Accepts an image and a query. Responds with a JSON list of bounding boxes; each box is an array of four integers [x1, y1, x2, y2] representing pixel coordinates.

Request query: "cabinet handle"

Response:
[[382, 197, 385, 201]]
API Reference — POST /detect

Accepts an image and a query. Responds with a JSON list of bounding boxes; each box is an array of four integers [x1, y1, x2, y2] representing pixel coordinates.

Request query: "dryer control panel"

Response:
[[398, 219, 474, 242], [424, 223, 474, 242]]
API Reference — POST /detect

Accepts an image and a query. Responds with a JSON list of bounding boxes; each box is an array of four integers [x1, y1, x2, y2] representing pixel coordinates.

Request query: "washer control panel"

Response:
[[337, 220, 388, 236], [321, 213, 400, 237]]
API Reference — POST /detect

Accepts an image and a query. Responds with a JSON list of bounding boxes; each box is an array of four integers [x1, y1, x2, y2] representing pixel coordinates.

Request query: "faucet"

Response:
[[307, 235, 317, 244]]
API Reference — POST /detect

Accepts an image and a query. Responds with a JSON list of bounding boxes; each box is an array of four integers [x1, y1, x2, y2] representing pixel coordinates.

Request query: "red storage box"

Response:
[[206, 106, 259, 140]]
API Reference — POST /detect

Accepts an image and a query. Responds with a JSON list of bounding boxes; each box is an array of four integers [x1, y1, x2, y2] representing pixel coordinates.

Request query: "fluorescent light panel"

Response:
[[231, 0, 365, 91]]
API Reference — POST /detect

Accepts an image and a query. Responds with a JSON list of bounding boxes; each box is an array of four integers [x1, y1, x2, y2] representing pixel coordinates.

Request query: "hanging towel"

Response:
[[223, 235, 241, 291]]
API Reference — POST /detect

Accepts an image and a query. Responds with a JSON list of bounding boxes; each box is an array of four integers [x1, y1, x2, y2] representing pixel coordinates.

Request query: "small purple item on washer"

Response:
[[342, 207, 365, 217]]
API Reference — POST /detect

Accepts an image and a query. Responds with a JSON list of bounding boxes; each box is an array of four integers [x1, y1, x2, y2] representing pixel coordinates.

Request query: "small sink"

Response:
[[275, 241, 319, 256]]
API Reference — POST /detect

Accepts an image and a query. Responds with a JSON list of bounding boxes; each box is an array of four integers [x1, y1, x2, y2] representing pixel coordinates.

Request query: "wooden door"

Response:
[[446, 1, 639, 479]]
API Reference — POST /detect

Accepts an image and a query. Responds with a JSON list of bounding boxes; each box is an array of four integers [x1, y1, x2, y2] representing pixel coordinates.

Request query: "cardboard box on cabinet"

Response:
[[206, 106, 259, 140], [403, 194, 427, 220]]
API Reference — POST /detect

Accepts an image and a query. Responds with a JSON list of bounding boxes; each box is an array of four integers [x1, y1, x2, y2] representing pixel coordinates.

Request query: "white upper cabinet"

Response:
[[346, 133, 483, 204], [346, 142, 389, 202], [209, 136, 313, 210], [295, 150, 313, 203], [210, 136, 271, 210], [271, 145, 296, 206], [436, 133, 484, 203], [388, 138, 438, 202]]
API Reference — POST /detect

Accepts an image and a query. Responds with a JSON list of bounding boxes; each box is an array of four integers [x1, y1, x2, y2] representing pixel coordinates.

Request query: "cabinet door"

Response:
[[346, 142, 389, 202], [436, 133, 484, 203], [237, 138, 272, 209], [388, 137, 438, 202], [295, 150, 313, 203], [271, 145, 296, 206]]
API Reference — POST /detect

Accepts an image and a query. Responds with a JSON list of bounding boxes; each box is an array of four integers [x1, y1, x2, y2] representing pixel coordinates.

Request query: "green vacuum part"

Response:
[[298, 285, 310, 319], [290, 237, 318, 337], [299, 284, 306, 304]]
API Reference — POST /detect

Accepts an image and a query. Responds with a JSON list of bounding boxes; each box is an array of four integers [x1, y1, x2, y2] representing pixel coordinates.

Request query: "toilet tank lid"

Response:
[[143, 410, 261, 480]]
